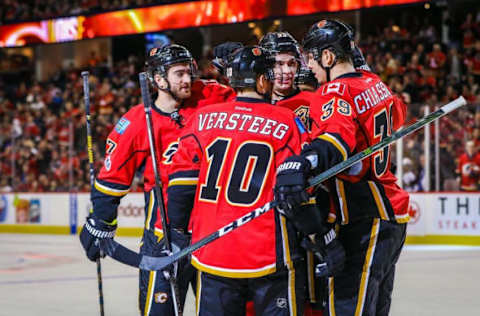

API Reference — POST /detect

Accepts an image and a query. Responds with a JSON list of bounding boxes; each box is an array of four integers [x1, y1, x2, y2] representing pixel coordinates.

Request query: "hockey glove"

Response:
[[352, 45, 371, 71], [161, 229, 191, 281], [212, 42, 243, 74], [79, 212, 116, 262], [301, 229, 346, 278], [274, 155, 312, 213]]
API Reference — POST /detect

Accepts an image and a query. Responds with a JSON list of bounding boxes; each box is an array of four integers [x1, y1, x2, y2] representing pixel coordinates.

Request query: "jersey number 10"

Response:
[[199, 138, 273, 206]]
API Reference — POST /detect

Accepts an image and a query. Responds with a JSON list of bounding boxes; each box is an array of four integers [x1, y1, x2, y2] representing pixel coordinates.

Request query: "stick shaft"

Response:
[[82, 71, 105, 316], [138, 72, 182, 316]]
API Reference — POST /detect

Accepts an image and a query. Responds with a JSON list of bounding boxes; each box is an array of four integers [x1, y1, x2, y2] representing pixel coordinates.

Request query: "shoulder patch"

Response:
[[322, 82, 346, 96], [294, 116, 307, 134], [115, 117, 131, 135]]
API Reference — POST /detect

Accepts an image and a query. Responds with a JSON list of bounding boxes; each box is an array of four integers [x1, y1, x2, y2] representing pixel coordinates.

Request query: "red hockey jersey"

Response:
[[456, 153, 480, 191], [275, 90, 316, 131], [309, 70, 409, 224], [167, 97, 309, 277], [91, 80, 235, 234]]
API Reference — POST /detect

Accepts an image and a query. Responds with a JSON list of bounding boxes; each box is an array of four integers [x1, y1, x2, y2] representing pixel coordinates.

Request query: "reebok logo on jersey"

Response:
[[277, 161, 301, 173], [115, 118, 131, 135]]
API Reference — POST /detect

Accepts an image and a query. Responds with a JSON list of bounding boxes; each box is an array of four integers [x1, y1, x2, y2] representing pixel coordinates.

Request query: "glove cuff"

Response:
[[85, 219, 116, 239]]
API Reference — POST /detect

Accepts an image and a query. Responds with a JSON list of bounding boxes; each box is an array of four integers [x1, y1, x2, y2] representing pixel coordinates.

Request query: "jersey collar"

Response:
[[235, 97, 267, 103], [335, 72, 362, 80]]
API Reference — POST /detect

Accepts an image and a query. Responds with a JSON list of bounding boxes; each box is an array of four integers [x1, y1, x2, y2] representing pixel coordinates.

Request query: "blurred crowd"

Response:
[[1, 5, 480, 193], [0, 0, 173, 25], [359, 9, 480, 191]]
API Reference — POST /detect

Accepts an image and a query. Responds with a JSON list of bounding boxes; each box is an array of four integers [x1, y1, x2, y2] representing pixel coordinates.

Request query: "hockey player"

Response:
[[274, 19, 409, 316], [166, 46, 309, 316], [79, 44, 234, 315]]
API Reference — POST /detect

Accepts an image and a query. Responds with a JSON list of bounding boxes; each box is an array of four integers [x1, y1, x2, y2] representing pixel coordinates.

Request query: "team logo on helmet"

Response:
[[317, 20, 327, 28], [149, 48, 158, 56], [252, 47, 262, 56]]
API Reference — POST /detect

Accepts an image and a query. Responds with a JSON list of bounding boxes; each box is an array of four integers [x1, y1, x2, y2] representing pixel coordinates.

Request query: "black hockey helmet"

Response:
[[226, 46, 275, 89], [302, 19, 354, 62], [145, 44, 196, 82], [259, 32, 301, 58]]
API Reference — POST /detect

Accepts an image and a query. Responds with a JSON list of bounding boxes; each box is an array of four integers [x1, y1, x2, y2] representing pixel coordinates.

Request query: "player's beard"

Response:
[[172, 84, 191, 100]]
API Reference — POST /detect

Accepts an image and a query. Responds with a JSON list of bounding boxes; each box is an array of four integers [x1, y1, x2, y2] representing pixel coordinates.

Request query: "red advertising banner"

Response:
[[0, 0, 425, 48], [287, 0, 425, 15]]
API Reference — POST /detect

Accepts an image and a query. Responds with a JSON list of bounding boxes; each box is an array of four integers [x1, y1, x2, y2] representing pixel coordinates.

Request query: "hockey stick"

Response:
[[101, 96, 467, 271], [81, 71, 105, 316], [138, 72, 182, 316]]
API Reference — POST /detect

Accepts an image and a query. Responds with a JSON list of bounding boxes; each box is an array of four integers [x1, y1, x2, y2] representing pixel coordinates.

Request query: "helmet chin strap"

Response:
[[156, 78, 183, 104], [319, 49, 337, 82]]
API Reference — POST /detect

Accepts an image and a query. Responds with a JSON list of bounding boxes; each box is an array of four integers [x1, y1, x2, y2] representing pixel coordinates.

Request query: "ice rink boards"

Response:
[[0, 234, 479, 316]]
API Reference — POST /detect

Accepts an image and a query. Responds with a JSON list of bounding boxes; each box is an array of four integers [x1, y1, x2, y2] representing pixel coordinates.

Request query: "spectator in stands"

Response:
[[456, 140, 480, 191]]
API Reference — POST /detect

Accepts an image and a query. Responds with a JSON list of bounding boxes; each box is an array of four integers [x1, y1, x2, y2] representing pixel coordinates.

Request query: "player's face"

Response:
[[273, 52, 298, 93], [306, 52, 327, 84], [167, 63, 192, 99]]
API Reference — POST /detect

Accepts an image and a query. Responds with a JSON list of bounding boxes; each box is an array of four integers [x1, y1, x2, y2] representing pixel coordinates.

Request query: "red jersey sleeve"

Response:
[[92, 107, 149, 221]]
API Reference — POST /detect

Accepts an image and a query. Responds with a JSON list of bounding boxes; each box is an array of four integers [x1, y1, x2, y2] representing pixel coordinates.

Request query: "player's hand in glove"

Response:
[[212, 42, 243, 74], [352, 44, 371, 71], [161, 229, 191, 281], [79, 212, 116, 262], [274, 155, 312, 213], [301, 228, 346, 278]]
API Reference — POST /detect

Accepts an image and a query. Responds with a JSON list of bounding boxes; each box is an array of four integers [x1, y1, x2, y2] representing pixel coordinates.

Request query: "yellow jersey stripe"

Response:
[[395, 213, 410, 223], [145, 191, 154, 229], [94, 180, 129, 197], [318, 133, 347, 161], [144, 270, 156, 316], [195, 270, 201, 316], [168, 178, 199, 187], [191, 255, 276, 278], [335, 179, 349, 225], [280, 215, 293, 269], [307, 251, 316, 303], [368, 181, 390, 221], [288, 268, 297, 316], [328, 277, 336, 316], [354, 218, 380, 316]]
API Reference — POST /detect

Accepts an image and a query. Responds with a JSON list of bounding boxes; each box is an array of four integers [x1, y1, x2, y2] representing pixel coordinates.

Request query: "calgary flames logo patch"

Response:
[[317, 20, 327, 28], [252, 47, 262, 56], [149, 48, 158, 56], [163, 142, 179, 164]]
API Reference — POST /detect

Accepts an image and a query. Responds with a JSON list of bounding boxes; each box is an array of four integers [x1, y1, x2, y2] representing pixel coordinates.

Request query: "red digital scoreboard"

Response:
[[0, 0, 425, 48]]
